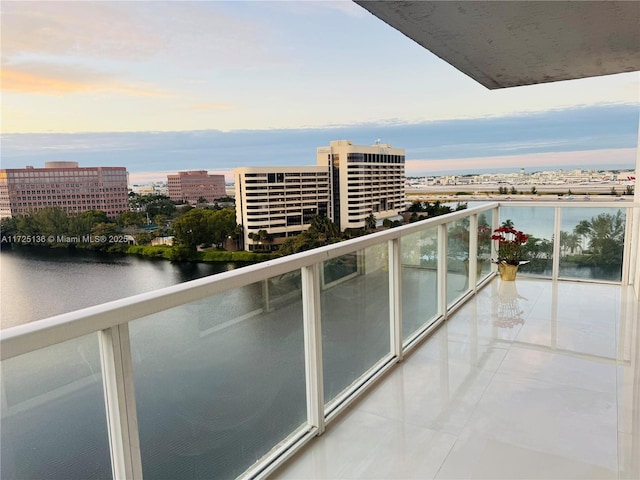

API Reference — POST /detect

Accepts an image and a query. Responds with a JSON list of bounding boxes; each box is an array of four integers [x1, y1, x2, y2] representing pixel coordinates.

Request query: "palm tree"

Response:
[[309, 215, 340, 241], [572, 211, 625, 268], [501, 218, 515, 228], [365, 214, 377, 231], [248, 229, 274, 251], [559, 230, 582, 256], [232, 224, 243, 250]]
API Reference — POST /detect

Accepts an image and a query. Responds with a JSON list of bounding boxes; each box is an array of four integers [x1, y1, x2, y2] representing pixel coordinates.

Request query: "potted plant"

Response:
[[492, 221, 528, 280]]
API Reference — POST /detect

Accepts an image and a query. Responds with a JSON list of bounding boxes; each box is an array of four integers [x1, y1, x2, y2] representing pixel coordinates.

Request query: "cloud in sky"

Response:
[[1, 1, 287, 130], [1, 62, 171, 97], [2, 104, 637, 182], [1, 2, 163, 60], [2, 1, 638, 134], [1, 1, 284, 67]]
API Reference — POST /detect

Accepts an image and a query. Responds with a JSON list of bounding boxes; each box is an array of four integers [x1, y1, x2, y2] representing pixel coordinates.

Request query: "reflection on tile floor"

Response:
[[275, 278, 639, 480]]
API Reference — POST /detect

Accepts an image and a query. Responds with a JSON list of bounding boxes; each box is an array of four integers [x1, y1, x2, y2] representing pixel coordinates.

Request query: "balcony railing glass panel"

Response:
[[401, 226, 439, 340], [447, 218, 471, 305], [501, 206, 555, 276], [559, 207, 625, 282], [477, 210, 494, 281], [128, 275, 307, 480], [321, 244, 390, 405], [0, 334, 111, 480]]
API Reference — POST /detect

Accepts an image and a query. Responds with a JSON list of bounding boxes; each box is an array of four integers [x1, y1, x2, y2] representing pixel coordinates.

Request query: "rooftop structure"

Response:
[[0, 162, 129, 218]]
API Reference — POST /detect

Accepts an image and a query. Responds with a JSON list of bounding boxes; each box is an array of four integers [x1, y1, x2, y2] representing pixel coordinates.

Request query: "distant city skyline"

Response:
[[1, 1, 638, 182]]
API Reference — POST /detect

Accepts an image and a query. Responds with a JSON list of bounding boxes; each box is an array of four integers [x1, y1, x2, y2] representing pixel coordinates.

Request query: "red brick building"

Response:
[[167, 171, 226, 204], [0, 162, 129, 218]]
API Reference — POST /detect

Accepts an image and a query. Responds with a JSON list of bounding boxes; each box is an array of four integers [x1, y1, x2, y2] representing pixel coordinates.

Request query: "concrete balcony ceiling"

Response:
[[354, 1, 640, 89]]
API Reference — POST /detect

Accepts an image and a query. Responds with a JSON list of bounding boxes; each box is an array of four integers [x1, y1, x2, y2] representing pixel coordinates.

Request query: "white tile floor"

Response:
[[274, 278, 640, 480]]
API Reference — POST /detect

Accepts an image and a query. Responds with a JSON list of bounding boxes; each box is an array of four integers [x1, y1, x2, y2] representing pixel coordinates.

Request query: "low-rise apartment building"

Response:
[[234, 166, 330, 251], [0, 162, 129, 218]]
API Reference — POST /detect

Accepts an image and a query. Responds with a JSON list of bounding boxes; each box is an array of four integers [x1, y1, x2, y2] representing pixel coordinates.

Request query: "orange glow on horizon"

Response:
[[1, 68, 96, 95]]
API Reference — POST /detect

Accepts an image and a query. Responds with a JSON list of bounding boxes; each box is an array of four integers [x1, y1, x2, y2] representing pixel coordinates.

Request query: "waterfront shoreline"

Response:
[[0, 243, 273, 264]]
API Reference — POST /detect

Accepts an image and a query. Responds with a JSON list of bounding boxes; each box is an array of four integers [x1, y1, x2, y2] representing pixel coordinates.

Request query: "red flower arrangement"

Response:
[[492, 224, 528, 266]]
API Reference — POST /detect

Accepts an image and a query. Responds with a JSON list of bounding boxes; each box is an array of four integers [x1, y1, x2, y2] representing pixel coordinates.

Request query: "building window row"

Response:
[[346, 153, 405, 164]]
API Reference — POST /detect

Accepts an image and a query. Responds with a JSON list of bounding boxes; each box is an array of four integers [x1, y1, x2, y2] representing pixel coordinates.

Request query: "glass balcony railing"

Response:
[[128, 277, 307, 480], [0, 201, 635, 480], [1, 334, 111, 479], [401, 225, 439, 341], [500, 203, 628, 282]]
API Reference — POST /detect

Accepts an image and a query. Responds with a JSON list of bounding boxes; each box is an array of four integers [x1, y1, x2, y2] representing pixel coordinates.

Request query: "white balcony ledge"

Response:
[[275, 277, 640, 480]]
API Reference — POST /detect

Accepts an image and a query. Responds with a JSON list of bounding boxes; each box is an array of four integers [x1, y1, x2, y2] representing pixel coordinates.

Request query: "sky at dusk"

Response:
[[1, 1, 638, 183]]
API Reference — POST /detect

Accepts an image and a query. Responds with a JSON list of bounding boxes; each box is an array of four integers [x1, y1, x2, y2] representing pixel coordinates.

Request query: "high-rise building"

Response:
[[167, 171, 226, 204], [234, 140, 405, 251], [0, 162, 129, 218], [317, 140, 405, 231], [234, 166, 330, 251]]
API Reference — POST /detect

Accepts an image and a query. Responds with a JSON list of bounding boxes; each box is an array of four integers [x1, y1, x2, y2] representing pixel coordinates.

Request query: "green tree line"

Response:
[[0, 196, 242, 261], [1, 208, 128, 252], [517, 210, 625, 273]]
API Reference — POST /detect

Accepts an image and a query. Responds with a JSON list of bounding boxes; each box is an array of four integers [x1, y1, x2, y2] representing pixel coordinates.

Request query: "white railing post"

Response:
[[622, 207, 633, 286], [438, 224, 448, 318], [552, 207, 562, 280], [261, 279, 273, 312], [629, 203, 640, 290], [99, 324, 143, 480], [389, 238, 403, 361], [469, 214, 478, 291], [301, 264, 325, 435], [492, 207, 500, 273]]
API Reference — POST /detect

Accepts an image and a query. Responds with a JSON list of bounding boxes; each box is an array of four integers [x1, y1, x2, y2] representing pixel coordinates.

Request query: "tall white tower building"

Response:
[[234, 140, 405, 251], [316, 140, 405, 231]]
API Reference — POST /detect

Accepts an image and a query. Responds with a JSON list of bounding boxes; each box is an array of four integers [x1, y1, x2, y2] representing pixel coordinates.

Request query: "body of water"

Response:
[[0, 246, 398, 479], [0, 248, 239, 329]]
